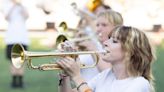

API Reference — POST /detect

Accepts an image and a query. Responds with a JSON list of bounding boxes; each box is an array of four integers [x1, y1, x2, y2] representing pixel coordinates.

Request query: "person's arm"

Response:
[[72, 76, 92, 92], [77, 40, 97, 51], [56, 57, 93, 92], [78, 8, 96, 30], [58, 73, 73, 92], [57, 41, 93, 92], [5, 5, 16, 21], [20, 4, 29, 20], [58, 75, 92, 92]]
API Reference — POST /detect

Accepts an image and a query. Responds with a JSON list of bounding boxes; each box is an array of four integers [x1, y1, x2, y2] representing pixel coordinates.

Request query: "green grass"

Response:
[[0, 37, 164, 92]]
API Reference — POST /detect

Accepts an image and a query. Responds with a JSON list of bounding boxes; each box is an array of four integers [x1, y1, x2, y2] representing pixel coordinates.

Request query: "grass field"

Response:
[[0, 37, 164, 92]]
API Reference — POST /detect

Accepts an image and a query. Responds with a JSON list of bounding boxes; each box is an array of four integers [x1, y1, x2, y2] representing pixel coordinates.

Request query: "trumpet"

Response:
[[55, 34, 92, 47], [55, 21, 100, 50], [11, 44, 106, 71]]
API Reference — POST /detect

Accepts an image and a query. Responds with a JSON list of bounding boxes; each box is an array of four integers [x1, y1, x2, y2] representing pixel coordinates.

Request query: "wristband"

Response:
[[84, 88, 92, 92], [77, 82, 88, 90]]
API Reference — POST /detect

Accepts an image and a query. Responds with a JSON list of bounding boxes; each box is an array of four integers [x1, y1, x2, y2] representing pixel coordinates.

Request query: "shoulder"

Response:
[[128, 77, 151, 92], [133, 77, 150, 86]]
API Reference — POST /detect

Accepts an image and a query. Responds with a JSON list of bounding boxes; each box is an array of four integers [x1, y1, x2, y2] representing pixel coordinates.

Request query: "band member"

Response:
[[76, 10, 123, 81], [57, 26, 155, 92], [3, 0, 29, 88]]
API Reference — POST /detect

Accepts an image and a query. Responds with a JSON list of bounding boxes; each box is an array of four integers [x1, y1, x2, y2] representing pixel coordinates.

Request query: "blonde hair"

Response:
[[111, 26, 156, 92], [97, 10, 123, 26]]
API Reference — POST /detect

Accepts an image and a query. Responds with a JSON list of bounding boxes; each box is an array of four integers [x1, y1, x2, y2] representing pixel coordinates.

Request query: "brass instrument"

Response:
[[11, 44, 106, 71], [86, 0, 102, 12], [55, 21, 97, 48], [55, 32, 101, 51], [55, 34, 92, 45]]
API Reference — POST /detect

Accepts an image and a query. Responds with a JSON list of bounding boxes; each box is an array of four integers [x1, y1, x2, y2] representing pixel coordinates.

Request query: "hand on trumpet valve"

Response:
[[56, 56, 81, 79], [58, 41, 78, 59], [75, 31, 86, 38], [77, 40, 97, 51], [60, 41, 78, 52]]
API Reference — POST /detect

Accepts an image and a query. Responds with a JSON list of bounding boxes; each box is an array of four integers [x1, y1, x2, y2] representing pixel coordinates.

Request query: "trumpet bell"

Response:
[[11, 44, 25, 69], [56, 34, 68, 48]]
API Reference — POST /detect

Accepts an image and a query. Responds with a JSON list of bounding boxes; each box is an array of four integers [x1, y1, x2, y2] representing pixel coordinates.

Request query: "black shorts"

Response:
[[6, 44, 28, 61]]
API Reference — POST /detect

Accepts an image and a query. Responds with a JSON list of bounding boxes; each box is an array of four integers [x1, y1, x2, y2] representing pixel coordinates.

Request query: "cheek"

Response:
[[97, 29, 109, 39], [115, 49, 125, 59], [105, 27, 113, 34], [101, 28, 112, 36], [99, 33, 109, 42]]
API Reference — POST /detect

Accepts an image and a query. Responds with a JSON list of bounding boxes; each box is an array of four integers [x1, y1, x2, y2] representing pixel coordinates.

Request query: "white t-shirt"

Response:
[[3, 2, 29, 45], [79, 28, 105, 81], [79, 54, 99, 81], [88, 69, 151, 92]]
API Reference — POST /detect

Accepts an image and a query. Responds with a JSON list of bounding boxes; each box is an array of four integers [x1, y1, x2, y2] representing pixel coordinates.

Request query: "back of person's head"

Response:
[[101, 4, 111, 10], [97, 10, 123, 26], [111, 26, 155, 92], [94, 3, 111, 14]]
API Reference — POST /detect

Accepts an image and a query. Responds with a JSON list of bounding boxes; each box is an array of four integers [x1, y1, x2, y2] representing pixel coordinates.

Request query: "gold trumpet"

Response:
[[11, 44, 106, 71], [55, 34, 92, 48]]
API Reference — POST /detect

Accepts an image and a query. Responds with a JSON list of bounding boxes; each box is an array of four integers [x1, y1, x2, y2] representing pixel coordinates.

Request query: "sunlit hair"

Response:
[[97, 10, 123, 26], [111, 26, 156, 92]]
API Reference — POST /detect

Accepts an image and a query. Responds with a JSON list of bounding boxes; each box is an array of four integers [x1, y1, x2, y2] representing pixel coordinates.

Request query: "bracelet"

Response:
[[77, 82, 88, 91], [84, 88, 92, 92]]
